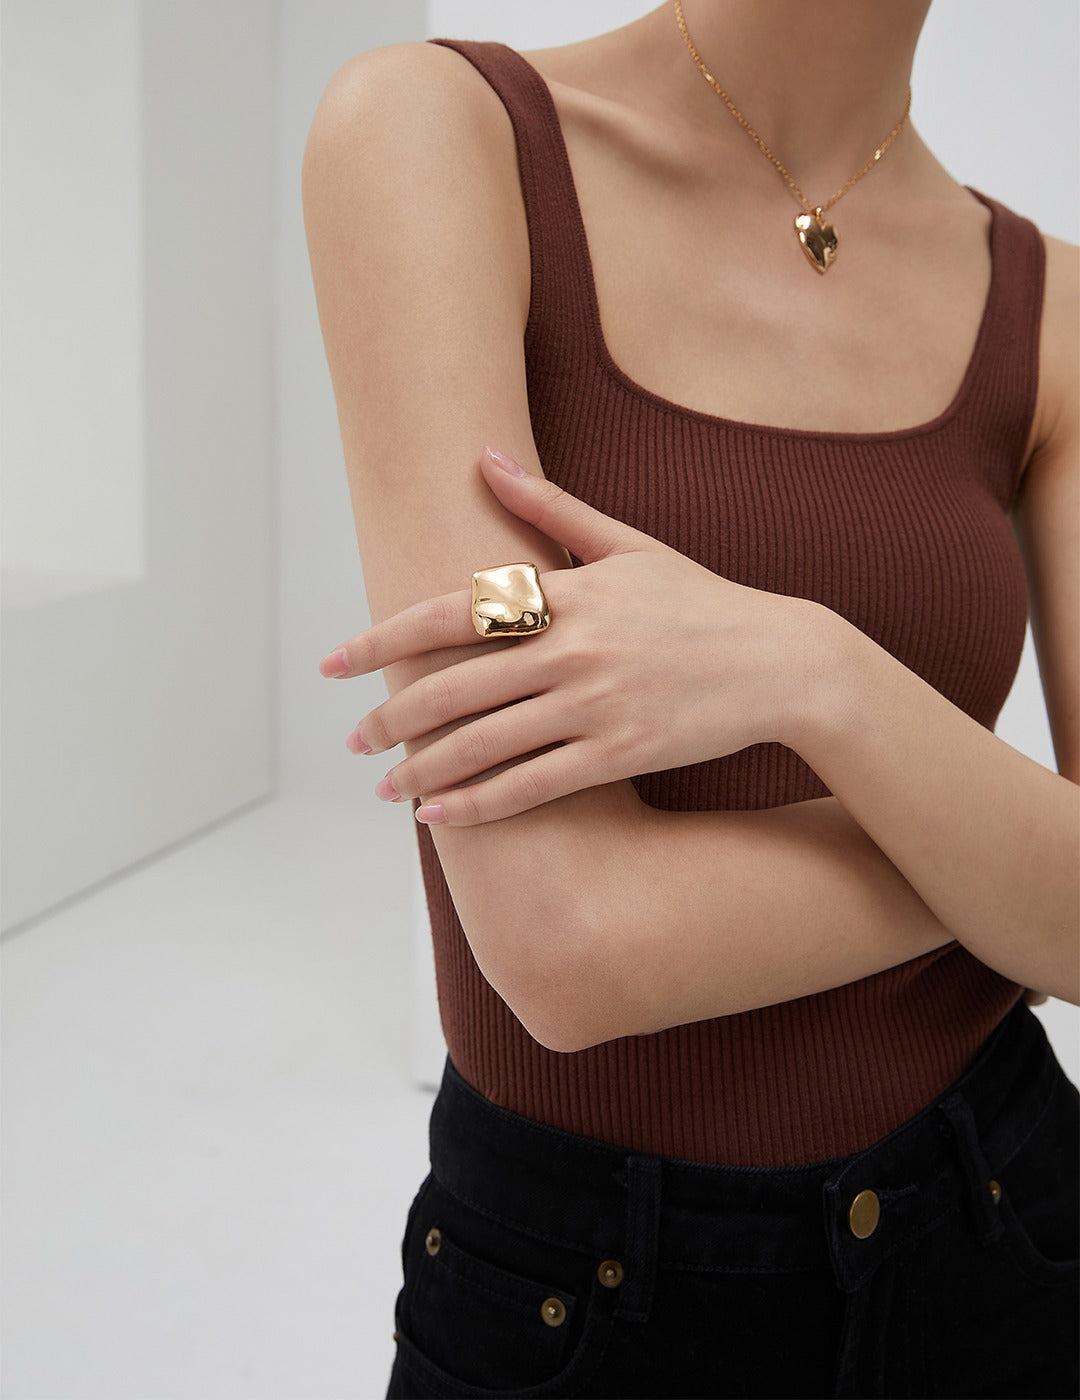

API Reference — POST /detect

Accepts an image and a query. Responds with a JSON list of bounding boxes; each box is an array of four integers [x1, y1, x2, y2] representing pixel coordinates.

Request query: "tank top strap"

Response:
[[427, 38, 595, 365], [956, 186, 1046, 509]]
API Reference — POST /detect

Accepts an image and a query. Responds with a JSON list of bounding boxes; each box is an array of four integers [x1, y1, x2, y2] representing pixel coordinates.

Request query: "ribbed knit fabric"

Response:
[[416, 37, 1045, 1167]]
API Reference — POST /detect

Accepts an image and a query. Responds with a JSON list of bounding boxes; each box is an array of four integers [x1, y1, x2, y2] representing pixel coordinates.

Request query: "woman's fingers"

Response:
[[374, 696, 570, 805], [318, 589, 481, 678], [412, 738, 608, 826], [348, 645, 554, 755]]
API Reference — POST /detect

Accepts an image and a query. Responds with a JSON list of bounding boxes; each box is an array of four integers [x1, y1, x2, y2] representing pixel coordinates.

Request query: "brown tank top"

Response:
[[416, 37, 1045, 1166]]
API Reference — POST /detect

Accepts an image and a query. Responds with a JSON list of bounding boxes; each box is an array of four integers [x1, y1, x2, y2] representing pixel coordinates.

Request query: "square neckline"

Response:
[[501, 41, 1001, 445]]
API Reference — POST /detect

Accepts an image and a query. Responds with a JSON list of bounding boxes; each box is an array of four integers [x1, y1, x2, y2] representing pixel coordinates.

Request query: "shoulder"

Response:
[[303, 40, 516, 185], [301, 40, 530, 321], [1024, 229, 1079, 471]]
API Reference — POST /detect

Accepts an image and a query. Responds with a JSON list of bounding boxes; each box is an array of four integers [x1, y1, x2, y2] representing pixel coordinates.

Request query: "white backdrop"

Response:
[[2, 0, 278, 931]]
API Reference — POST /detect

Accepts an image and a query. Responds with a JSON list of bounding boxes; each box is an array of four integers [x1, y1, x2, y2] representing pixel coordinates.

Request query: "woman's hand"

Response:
[[319, 446, 824, 826]]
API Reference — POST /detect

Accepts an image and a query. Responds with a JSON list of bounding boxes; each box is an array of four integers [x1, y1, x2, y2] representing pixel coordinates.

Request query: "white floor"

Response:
[[2, 797, 437, 1400], [2, 797, 1076, 1400]]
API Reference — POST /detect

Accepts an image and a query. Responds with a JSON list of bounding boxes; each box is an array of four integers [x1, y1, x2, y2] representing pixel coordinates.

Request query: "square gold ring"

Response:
[[470, 562, 551, 639]]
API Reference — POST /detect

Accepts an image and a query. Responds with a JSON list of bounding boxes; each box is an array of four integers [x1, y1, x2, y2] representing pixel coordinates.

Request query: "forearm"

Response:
[[573, 595, 1077, 1045], [582, 791, 957, 1042], [786, 606, 1080, 1003]]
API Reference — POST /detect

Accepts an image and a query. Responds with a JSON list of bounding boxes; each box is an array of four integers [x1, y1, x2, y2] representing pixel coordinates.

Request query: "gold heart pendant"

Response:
[[794, 209, 838, 274]]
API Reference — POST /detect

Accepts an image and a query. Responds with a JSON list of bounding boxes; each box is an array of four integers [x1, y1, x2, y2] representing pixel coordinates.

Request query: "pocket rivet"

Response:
[[541, 1296, 567, 1327], [598, 1258, 624, 1288], [425, 1227, 442, 1256], [988, 1178, 1002, 1205]]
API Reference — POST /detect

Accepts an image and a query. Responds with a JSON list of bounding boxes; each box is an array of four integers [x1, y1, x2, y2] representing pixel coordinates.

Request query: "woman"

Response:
[[302, 2, 1079, 1394]]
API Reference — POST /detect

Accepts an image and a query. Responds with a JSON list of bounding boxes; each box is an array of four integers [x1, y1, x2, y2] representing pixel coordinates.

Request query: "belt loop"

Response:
[[617, 1156, 662, 1324], [938, 1091, 1003, 1246]]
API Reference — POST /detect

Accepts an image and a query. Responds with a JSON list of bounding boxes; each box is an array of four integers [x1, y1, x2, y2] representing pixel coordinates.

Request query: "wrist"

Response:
[[774, 598, 860, 760]]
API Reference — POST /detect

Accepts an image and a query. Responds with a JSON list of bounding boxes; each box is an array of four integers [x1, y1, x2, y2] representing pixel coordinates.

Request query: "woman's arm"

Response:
[[586, 583, 1076, 1047], [568, 238, 1078, 1050], [302, 40, 664, 1047], [782, 237, 1079, 1003]]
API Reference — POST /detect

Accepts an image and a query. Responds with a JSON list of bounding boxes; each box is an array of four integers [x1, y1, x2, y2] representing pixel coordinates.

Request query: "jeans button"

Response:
[[848, 1188, 881, 1239], [598, 1259, 624, 1288], [988, 1178, 1002, 1204]]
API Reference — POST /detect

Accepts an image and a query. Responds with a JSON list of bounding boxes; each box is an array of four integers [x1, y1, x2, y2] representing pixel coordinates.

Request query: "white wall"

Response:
[[428, 0, 647, 46], [2, 0, 143, 591], [915, 0, 1079, 235], [1, 0, 277, 931]]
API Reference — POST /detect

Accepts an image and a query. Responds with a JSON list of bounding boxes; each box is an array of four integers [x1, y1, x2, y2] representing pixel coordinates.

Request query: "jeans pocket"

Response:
[[995, 1070, 1080, 1288], [391, 1180, 612, 1397]]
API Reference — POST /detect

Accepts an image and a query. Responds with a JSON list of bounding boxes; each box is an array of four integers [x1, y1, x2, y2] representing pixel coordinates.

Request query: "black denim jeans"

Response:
[[387, 1001, 1079, 1398]]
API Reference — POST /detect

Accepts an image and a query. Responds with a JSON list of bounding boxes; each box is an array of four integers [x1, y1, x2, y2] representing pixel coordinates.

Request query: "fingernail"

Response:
[[322, 648, 350, 677], [485, 445, 525, 477], [375, 773, 401, 801], [346, 727, 374, 755], [415, 803, 446, 824]]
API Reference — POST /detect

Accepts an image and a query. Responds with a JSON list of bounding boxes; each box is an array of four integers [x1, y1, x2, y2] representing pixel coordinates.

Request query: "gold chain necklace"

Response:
[[672, 0, 912, 274]]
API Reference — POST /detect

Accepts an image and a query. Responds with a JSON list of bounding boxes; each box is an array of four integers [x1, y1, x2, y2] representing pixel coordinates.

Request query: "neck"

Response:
[[658, 0, 931, 191]]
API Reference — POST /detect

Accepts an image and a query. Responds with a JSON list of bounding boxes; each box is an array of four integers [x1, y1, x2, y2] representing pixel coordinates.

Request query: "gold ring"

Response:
[[470, 562, 551, 640]]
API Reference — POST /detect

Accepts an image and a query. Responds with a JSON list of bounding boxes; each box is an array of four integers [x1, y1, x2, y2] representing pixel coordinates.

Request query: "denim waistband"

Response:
[[428, 998, 1058, 1300]]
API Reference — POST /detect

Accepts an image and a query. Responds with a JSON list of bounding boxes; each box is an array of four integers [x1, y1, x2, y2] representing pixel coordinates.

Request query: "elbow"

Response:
[[493, 908, 633, 1054], [513, 997, 608, 1056], [498, 966, 611, 1056], [512, 1001, 618, 1056], [515, 1013, 591, 1057]]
